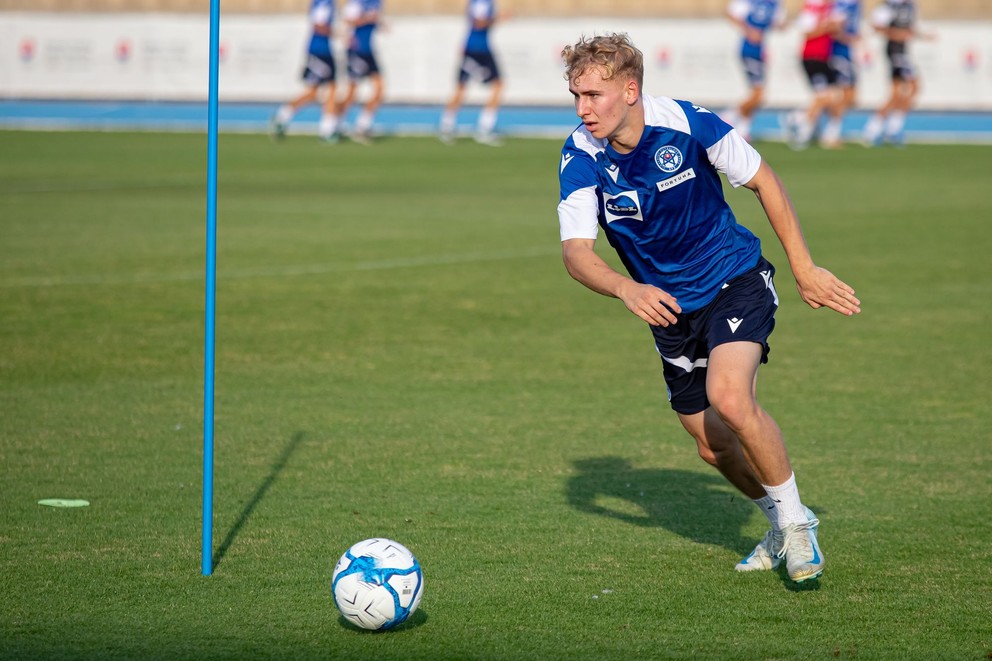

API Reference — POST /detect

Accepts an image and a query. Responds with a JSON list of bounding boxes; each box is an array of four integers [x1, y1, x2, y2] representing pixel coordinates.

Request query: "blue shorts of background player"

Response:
[[830, 42, 857, 88], [347, 50, 380, 80], [740, 40, 767, 87], [651, 257, 779, 415], [302, 52, 337, 86], [458, 51, 501, 85]]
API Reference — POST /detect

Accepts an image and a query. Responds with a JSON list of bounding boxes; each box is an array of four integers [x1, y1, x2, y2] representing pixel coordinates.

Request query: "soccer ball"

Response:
[[331, 538, 424, 630]]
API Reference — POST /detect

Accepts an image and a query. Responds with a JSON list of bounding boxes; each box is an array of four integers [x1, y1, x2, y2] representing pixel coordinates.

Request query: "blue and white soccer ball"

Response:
[[331, 538, 424, 630]]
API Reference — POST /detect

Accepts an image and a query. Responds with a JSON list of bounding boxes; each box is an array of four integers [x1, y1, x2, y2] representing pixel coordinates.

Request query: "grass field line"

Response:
[[0, 177, 201, 195], [1, 246, 560, 288]]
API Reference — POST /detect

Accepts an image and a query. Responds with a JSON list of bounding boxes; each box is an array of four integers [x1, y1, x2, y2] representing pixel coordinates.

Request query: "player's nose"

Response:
[[575, 97, 591, 117]]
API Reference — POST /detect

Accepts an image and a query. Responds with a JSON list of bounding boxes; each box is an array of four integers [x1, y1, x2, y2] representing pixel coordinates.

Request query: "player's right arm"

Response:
[[561, 239, 681, 327], [558, 142, 680, 327]]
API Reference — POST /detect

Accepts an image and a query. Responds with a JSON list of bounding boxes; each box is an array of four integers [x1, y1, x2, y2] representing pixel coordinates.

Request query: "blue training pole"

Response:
[[202, 0, 220, 576]]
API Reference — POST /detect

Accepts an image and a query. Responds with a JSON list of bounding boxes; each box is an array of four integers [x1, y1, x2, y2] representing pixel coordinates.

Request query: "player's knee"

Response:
[[696, 443, 719, 468], [708, 390, 757, 433]]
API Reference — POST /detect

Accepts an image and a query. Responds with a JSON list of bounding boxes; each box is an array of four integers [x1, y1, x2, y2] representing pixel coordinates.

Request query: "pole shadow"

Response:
[[212, 430, 306, 571], [566, 456, 757, 555]]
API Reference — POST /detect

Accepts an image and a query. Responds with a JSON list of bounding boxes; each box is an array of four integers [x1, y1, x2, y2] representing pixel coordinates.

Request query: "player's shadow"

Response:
[[211, 430, 306, 572], [566, 456, 756, 555]]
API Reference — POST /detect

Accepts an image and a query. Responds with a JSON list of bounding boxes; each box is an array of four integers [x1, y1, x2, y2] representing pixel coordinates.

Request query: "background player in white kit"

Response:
[[863, 0, 929, 146], [557, 33, 861, 583]]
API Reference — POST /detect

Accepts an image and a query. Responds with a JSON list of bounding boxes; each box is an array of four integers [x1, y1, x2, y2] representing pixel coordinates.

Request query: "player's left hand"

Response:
[[795, 266, 861, 316]]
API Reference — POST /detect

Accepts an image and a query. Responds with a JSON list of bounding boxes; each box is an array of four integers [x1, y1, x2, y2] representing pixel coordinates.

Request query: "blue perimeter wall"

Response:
[[2, 99, 992, 144]]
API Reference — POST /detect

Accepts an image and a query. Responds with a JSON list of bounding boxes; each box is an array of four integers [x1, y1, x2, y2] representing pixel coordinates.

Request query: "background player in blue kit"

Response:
[[822, 0, 861, 148], [271, 0, 342, 142], [338, 0, 384, 144], [863, 0, 927, 146], [557, 34, 861, 583], [725, 0, 785, 141], [439, 0, 504, 145], [783, 0, 842, 149]]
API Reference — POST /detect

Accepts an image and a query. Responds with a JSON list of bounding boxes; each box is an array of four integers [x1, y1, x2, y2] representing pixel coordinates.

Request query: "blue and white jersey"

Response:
[[464, 0, 496, 54], [558, 97, 763, 313], [831, 0, 861, 58], [727, 0, 785, 59], [307, 0, 335, 57], [344, 0, 381, 55]]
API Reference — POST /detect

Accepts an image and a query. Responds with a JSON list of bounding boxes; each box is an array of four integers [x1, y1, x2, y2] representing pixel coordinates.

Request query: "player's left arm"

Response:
[[743, 162, 862, 316]]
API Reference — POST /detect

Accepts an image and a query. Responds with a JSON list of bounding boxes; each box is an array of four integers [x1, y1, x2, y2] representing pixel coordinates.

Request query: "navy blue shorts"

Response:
[[347, 50, 380, 80], [829, 52, 857, 88], [458, 51, 501, 85], [650, 256, 779, 415], [741, 54, 766, 87], [302, 52, 336, 86]]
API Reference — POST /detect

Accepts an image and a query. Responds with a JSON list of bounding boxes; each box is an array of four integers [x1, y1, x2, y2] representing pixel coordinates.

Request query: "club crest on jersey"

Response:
[[603, 190, 643, 224], [654, 145, 683, 173]]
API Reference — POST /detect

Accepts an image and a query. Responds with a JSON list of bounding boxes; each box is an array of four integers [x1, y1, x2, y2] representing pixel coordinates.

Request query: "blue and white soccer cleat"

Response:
[[777, 507, 824, 582], [269, 116, 287, 141], [735, 528, 782, 572]]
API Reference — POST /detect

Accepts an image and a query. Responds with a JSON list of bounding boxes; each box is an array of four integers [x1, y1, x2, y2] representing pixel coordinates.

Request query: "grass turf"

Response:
[[1, 130, 990, 660]]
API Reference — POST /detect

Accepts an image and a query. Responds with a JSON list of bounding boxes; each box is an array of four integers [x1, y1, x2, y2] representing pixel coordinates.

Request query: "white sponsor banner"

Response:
[[1, 12, 990, 109]]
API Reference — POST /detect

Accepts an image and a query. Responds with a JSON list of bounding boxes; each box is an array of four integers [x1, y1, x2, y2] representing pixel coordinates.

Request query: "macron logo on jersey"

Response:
[[560, 153, 574, 174]]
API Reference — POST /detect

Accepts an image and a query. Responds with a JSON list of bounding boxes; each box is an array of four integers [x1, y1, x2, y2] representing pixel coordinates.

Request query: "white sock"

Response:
[[318, 113, 339, 138], [355, 109, 374, 134], [761, 472, 807, 526], [753, 495, 779, 530], [440, 109, 457, 135], [477, 107, 498, 135], [864, 114, 885, 141], [822, 117, 842, 144], [796, 116, 815, 144], [275, 104, 294, 124], [885, 111, 906, 137]]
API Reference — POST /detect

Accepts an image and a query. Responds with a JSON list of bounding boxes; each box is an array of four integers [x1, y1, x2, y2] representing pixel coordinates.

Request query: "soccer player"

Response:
[[725, 0, 786, 142], [557, 33, 861, 583], [782, 0, 842, 149], [863, 0, 924, 146], [822, 0, 861, 147], [338, 0, 384, 144], [439, 0, 503, 146], [271, 0, 342, 142]]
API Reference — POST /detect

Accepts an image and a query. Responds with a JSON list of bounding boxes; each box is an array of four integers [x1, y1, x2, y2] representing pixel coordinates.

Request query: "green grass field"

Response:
[[1, 130, 990, 660]]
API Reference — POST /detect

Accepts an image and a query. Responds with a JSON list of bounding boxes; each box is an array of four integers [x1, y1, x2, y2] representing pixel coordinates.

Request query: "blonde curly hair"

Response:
[[561, 33, 644, 90]]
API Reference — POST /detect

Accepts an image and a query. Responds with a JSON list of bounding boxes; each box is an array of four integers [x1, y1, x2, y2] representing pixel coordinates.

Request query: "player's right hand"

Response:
[[619, 281, 681, 327]]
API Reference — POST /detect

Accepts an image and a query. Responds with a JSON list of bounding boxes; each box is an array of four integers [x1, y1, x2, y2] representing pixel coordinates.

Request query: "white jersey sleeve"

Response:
[[871, 4, 895, 28], [342, 0, 362, 21], [706, 128, 762, 188], [311, 2, 332, 24], [727, 0, 750, 22], [558, 186, 599, 241]]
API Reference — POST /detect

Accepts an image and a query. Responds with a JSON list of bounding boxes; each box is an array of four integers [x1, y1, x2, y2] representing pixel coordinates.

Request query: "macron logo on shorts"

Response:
[[727, 317, 743, 333]]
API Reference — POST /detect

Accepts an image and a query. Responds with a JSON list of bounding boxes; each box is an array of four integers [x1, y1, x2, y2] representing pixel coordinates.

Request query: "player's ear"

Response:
[[624, 79, 639, 105]]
